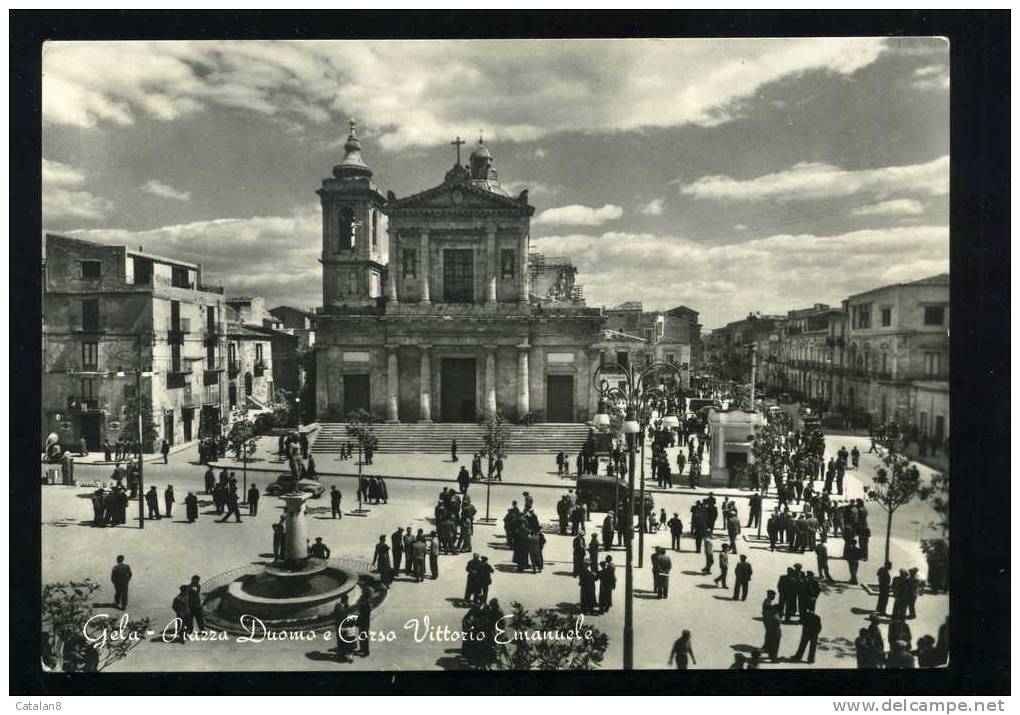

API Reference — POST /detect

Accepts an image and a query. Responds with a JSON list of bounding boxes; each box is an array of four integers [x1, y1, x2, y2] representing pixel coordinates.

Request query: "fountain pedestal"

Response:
[[281, 493, 310, 566]]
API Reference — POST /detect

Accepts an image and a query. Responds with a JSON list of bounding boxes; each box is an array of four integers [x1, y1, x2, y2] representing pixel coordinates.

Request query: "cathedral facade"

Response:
[[313, 124, 605, 423]]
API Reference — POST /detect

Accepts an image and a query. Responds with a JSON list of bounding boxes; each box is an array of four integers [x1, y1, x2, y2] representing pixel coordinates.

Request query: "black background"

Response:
[[10, 10, 1010, 696]]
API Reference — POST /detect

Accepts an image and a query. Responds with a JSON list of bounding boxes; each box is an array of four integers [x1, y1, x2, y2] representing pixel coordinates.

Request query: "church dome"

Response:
[[470, 139, 492, 160]]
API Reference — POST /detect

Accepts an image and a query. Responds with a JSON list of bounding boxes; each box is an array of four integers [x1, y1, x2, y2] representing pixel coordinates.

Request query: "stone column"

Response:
[[484, 344, 498, 415], [486, 228, 497, 305], [419, 344, 432, 423], [518, 229, 529, 304], [419, 230, 431, 304], [516, 342, 530, 416], [386, 230, 399, 303], [281, 493, 311, 565], [386, 346, 399, 423]]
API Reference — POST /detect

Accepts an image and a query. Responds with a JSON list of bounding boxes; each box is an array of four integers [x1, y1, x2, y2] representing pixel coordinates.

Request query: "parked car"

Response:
[[577, 474, 655, 516], [265, 474, 326, 498]]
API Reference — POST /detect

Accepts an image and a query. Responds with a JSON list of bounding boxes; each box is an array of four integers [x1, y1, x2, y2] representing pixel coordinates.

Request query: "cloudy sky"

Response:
[[42, 37, 949, 328]]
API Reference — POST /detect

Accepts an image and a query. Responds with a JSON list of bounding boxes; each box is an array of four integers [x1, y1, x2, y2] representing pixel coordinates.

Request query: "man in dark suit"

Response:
[[188, 575, 205, 632], [356, 594, 372, 657], [246, 483, 259, 516], [111, 555, 132, 610], [791, 608, 822, 663], [733, 554, 753, 601], [326, 485, 341, 519], [219, 485, 242, 523], [667, 513, 683, 551], [876, 561, 892, 615], [144, 486, 160, 520]]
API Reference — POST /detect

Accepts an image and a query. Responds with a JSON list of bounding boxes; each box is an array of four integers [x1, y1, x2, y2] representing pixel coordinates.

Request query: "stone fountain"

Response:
[[203, 492, 385, 634]]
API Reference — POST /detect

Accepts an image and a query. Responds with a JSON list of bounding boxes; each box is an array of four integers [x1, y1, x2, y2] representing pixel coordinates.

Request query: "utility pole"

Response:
[[623, 431, 636, 670], [749, 343, 758, 410], [135, 332, 147, 529]]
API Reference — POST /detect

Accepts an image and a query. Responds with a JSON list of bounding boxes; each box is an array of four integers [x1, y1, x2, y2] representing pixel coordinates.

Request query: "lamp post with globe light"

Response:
[[591, 358, 683, 670]]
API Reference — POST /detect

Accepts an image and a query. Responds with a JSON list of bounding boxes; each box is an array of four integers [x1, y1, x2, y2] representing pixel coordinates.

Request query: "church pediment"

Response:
[[386, 176, 533, 215]]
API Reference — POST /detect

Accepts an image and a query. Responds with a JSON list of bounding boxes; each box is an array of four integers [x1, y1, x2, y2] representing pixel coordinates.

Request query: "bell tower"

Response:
[[317, 120, 388, 309]]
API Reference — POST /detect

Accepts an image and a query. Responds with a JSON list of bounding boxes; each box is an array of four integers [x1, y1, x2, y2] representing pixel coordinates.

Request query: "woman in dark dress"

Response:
[[598, 558, 616, 612], [579, 564, 598, 614]]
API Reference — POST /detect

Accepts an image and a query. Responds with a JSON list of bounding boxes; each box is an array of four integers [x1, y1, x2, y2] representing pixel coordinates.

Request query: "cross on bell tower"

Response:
[[451, 136, 466, 165]]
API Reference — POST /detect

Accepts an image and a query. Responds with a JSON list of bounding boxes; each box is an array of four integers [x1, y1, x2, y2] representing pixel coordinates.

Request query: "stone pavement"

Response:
[[203, 433, 868, 504], [41, 434, 946, 671]]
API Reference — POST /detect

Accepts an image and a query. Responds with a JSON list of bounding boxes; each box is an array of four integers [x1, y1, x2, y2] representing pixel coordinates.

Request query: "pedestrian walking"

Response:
[[668, 630, 696, 670], [160, 439, 170, 464], [372, 535, 393, 585], [272, 517, 286, 560], [598, 557, 616, 613], [451, 439, 458, 462], [219, 487, 243, 523], [145, 486, 160, 520], [171, 585, 192, 644], [791, 609, 822, 663], [713, 544, 730, 588], [876, 562, 892, 615]]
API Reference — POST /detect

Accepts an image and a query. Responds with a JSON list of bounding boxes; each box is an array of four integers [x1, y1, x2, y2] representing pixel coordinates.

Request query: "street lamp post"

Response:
[[592, 359, 683, 670]]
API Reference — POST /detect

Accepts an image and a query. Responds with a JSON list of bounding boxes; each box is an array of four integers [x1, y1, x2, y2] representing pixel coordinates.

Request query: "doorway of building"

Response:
[[163, 411, 174, 446], [343, 374, 371, 415], [80, 413, 102, 451], [546, 375, 575, 422], [441, 358, 477, 422], [182, 408, 194, 442]]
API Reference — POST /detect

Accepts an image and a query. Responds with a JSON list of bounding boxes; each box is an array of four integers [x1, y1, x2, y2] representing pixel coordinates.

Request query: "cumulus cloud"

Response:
[[638, 198, 665, 216], [140, 179, 191, 201], [534, 204, 624, 227], [42, 38, 890, 149], [913, 64, 949, 91], [502, 180, 564, 200], [680, 156, 948, 203], [42, 158, 85, 187], [42, 159, 114, 221], [850, 198, 924, 217], [67, 204, 323, 308], [532, 225, 948, 327]]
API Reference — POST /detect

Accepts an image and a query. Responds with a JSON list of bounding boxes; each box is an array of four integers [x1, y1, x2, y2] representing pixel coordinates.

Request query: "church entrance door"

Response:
[[546, 375, 575, 422], [441, 358, 477, 422], [343, 374, 371, 416]]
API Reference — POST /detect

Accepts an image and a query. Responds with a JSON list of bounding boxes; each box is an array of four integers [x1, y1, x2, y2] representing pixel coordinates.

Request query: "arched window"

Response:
[[338, 207, 354, 251]]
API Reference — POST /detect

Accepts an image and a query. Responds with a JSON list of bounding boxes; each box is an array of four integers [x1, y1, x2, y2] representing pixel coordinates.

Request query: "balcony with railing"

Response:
[[66, 396, 109, 412], [167, 317, 192, 344], [253, 358, 267, 377]]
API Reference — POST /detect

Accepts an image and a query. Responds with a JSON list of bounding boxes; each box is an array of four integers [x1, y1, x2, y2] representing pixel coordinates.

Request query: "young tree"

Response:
[[226, 419, 258, 497], [345, 410, 379, 512], [42, 579, 150, 672], [867, 422, 934, 564], [921, 471, 949, 592], [491, 602, 609, 670], [479, 410, 512, 521]]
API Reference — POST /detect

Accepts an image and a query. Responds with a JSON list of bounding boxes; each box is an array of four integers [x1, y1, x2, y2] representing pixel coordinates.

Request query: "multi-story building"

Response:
[[602, 302, 701, 387], [313, 124, 605, 423], [836, 274, 949, 437], [774, 303, 845, 404], [269, 306, 317, 352], [705, 312, 781, 384], [224, 296, 301, 410], [42, 234, 228, 451]]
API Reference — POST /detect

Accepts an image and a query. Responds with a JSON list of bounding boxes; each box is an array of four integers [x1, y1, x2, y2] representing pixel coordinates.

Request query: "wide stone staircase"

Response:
[[311, 422, 591, 455]]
